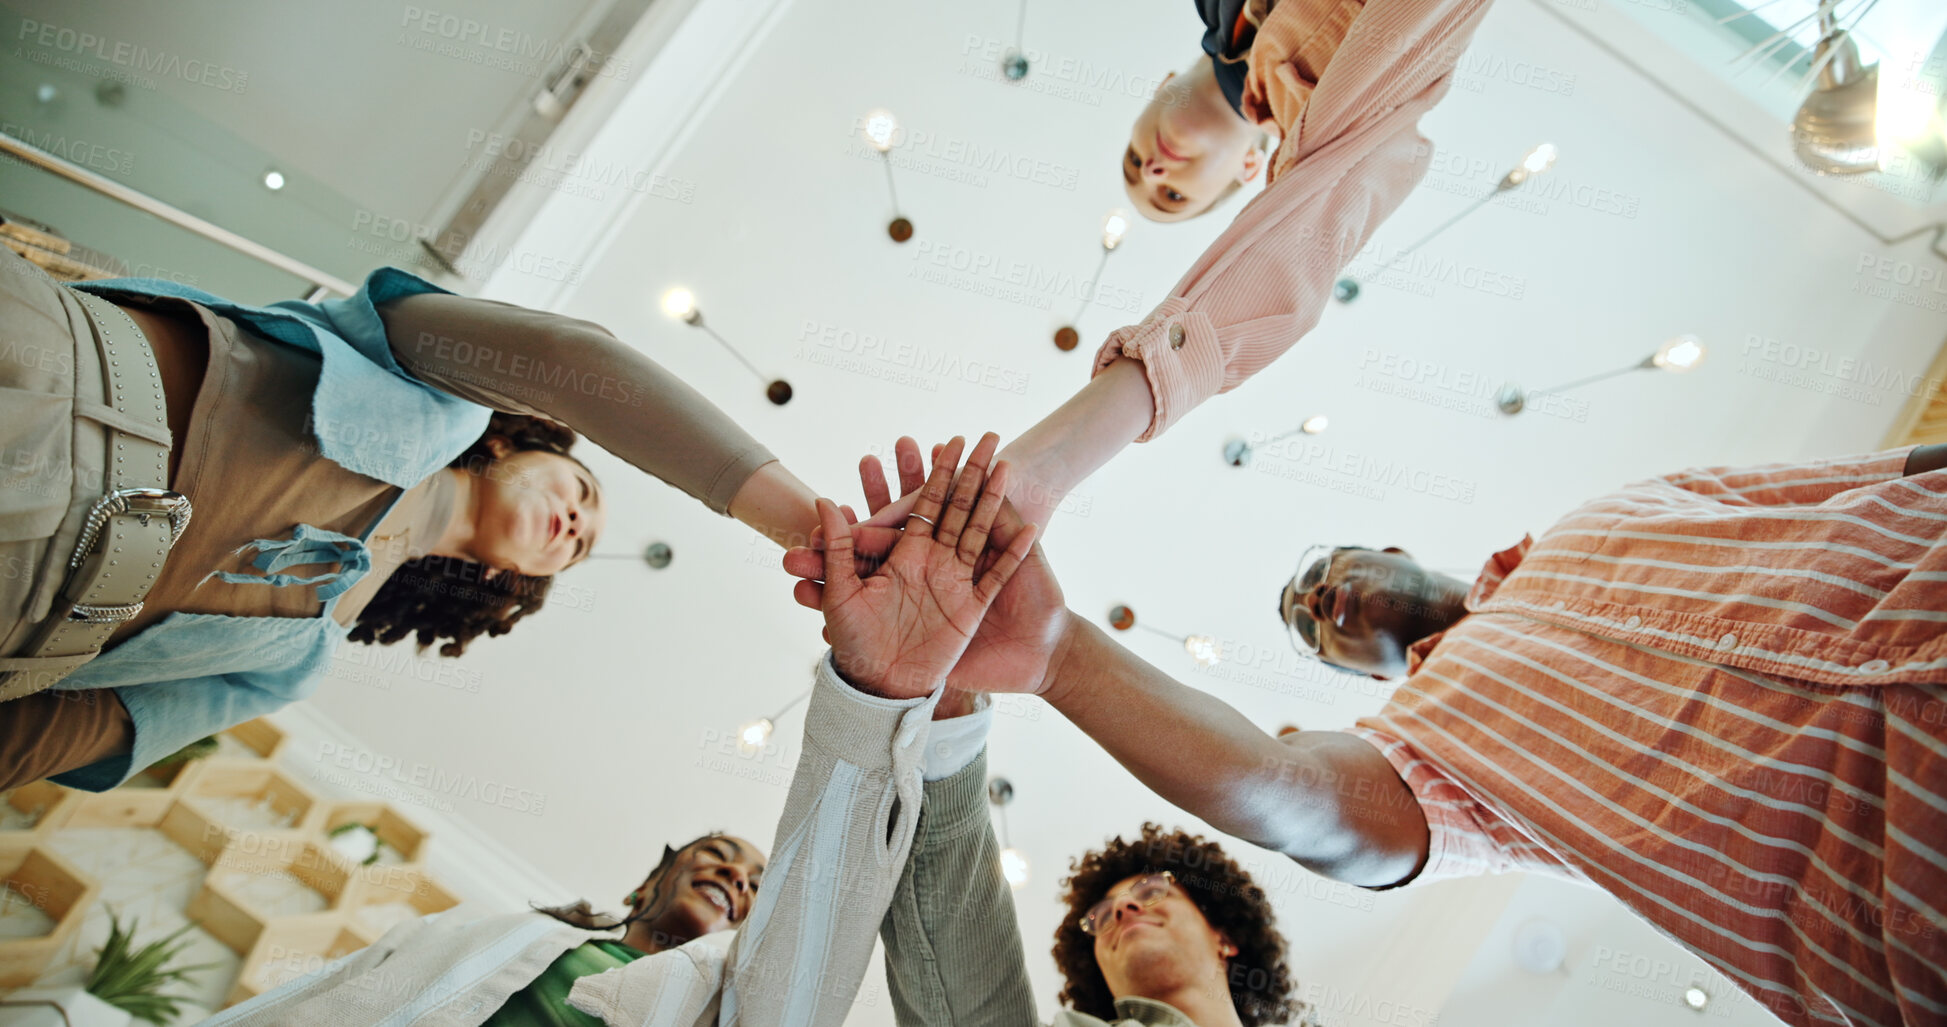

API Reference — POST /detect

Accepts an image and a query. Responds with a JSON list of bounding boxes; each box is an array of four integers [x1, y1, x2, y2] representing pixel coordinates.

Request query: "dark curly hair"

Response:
[[348, 412, 581, 657], [1053, 823, 1304, 1027]]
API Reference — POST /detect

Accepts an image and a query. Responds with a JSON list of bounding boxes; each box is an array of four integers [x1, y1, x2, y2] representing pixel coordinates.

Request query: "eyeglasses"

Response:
[[1078, 871, 1175, 936], [1281, 544, 1345, 658]]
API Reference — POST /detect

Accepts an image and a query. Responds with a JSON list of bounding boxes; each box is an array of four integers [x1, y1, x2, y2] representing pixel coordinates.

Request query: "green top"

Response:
[[484, 939, 644, 1026]]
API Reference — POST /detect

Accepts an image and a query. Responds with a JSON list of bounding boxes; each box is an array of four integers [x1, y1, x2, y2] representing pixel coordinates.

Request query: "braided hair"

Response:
[[348, 413, 578, 657]]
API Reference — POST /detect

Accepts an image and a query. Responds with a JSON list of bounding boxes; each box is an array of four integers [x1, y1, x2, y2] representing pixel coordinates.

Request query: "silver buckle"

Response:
[[69, 487, 194, 569], [69, 601, 145, 623]]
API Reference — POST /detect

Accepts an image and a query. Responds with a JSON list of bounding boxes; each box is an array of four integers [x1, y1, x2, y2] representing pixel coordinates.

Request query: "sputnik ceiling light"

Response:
[[860, 109, 914, 243], [1000, 0, 1032, 80], [659, 287, 794, 405], [1495, 334, 1706, 416], [1107, 604, 1223, 667], [584, 541, 675, 568], [1334, 143, 1557, 304], [738, 687, 811, 749], [988, 777, 1031, 889], [1222, 414, 1329, 467], [1053, 210, 1132, 352]]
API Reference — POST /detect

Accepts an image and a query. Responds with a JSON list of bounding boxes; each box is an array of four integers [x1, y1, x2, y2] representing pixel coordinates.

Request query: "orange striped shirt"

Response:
[[1351, 449, 1947, 1027], [1094, 0, 1493, 440]]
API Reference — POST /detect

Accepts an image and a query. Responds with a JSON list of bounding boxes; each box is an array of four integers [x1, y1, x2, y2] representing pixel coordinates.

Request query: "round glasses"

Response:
[[1281, 544, 1346, 658], [1078, 871, 1176, 936]]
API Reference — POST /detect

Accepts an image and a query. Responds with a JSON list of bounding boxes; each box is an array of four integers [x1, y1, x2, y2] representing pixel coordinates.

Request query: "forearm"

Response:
[[880, 753, 1038, 1026], [0, 689, 133, 790], [1041, 615, 1332, 848], [1041, 614, 1422, 885], [380, 293, 781, 517], [727, 460, 821, 549], [997, 357, 1153, 528], [1905, 443, 1947, 477]]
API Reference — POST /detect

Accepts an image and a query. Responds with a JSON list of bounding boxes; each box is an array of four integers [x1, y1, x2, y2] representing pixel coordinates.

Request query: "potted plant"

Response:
[[83, 909, 218, 1023]]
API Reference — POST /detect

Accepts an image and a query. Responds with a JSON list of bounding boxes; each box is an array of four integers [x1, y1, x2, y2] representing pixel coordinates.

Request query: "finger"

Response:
[[852, 525, 901, 566], [894, 437, 927, 498], [792, 577, 824, 609], [840, 504, 858, 525], [959, 457, 1011, 568], [782, 546, 828, 580], [860, 490, 919, 529], [816, 499, 861, 605], [902, 437, 965, 545], [935, 433, 998, 551], [975, 524, 1040, 607], [860, 455, 893, 515]]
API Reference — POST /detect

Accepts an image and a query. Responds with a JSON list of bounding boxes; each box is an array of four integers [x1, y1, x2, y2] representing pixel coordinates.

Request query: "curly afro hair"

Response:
[[1053, 823, 1304, 1027], [348, 412, 581, 657]]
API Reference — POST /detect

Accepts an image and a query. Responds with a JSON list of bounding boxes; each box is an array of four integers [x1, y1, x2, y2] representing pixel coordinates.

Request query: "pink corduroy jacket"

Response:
[[1094, 0, 1496, 440]]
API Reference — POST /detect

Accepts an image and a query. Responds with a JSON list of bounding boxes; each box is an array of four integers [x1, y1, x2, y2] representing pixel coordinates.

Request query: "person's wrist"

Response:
[[932, 687, 980, 720], [1036, 610, 1087, 706]]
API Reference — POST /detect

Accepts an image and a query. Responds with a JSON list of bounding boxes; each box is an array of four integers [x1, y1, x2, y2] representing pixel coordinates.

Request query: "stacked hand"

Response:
[[795, 434, 1040, 701], [784, 434, 1071, 702]]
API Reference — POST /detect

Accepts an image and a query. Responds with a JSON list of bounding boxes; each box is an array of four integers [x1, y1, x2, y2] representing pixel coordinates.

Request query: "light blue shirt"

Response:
[[52, 269, 492, 791]]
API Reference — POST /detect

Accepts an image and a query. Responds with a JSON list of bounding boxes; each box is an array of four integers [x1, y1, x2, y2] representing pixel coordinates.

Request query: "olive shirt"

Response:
[[27, 268, 776, 790]]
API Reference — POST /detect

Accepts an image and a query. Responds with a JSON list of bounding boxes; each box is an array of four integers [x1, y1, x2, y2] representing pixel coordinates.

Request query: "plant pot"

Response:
[[0, 985, 134, 1027]]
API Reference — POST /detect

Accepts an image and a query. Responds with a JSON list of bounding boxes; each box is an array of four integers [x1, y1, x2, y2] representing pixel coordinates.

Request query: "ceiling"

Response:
[[291, 0, 1947, 1023]]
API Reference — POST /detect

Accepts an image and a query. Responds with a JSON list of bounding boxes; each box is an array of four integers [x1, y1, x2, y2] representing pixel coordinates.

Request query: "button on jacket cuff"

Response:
[[1093, 304, 1226, 443]]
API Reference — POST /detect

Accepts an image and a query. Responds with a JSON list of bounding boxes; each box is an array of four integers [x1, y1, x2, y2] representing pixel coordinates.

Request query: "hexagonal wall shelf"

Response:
[[228, 911, 365, 1007], [0, 846, 99, 987], [162, 763, 318, 864], [345, 867, 459, 943], [309, 801, 429, 867], [191, 840, 352, 956]]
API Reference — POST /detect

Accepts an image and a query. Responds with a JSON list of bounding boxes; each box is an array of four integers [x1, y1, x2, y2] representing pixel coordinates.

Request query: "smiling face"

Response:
[[1123, 58, 1263, 222], [467, 446, 605, 578], [1090, 873, 1235, 1000], [1278, 547, 1469, 677], [625, 835, 766, 952]]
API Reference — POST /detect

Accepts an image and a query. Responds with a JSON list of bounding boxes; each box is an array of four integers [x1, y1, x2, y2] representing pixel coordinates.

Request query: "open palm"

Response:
[[811, 435, 1038, 700], [788, 436, 1068, 698]]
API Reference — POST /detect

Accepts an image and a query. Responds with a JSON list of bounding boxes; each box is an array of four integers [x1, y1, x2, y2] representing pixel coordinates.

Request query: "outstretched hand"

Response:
[[798, 434, 1039, 701], [785, 436, 1070, 698]]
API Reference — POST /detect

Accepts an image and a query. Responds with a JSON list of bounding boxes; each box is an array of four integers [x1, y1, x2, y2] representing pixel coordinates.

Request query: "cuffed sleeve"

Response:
[[569, 652, 937, 1026], [379, 292, 776, 515], [1088, 0, 1494, 442], [921, 696, 992, 782]]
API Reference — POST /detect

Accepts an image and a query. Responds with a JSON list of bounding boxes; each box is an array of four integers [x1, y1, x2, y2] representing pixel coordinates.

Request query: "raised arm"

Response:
[[880, 750, 1040, 1026], [377, 292, 821, 547], [1039, 613, 1428, 889], [996, 0, 1494, 528]]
